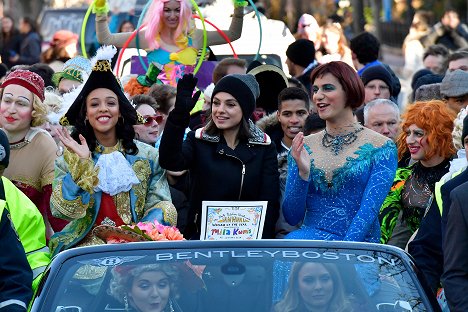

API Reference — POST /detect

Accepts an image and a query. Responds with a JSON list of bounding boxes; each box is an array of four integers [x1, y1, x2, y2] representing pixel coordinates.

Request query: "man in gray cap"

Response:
[[440, 69, 468, 114]]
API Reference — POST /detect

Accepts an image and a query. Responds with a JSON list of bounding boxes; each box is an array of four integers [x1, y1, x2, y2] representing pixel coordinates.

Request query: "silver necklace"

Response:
[[322, 127, 364, 155]]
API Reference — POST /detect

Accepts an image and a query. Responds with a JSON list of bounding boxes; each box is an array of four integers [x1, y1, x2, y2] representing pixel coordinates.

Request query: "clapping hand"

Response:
[[56, 127, 91, 159], [291, 132, 311, 181]]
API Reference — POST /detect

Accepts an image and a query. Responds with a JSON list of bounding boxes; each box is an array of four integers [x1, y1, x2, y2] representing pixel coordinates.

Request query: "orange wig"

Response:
[[123, 77, 150, 97], [396, 100, 456, 161]]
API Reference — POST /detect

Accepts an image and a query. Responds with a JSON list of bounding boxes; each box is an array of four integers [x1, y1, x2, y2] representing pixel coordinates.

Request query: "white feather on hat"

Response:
[[48, 45, 118, 124]]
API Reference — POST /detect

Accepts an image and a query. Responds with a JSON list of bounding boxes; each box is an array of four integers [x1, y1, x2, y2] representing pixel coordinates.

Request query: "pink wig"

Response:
[[144, 0, 193, 50]]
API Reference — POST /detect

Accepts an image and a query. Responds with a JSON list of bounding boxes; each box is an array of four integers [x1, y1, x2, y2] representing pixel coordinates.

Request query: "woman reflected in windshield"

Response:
[[110, 264, 182, 312], [274, 262, 353, 312]]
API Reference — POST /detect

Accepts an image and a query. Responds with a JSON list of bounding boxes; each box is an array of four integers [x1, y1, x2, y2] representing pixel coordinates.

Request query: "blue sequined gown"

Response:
[[283, 137, 397, 243]]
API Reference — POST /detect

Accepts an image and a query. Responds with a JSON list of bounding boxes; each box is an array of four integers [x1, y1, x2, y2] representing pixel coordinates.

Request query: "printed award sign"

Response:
[[200, 201, 268, 240]]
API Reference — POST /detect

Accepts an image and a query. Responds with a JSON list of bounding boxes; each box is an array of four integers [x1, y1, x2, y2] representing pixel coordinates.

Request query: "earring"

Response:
[[124, 295, 129, 311], [84, 118, 88, 127], [119, 116, 125, 125]]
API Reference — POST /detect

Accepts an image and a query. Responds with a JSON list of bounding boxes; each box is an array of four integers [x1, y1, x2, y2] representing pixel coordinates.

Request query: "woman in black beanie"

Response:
[[160, 74, 280, 239]]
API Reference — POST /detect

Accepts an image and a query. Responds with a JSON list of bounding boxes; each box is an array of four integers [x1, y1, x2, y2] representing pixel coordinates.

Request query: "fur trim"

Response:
[[256, 111, 279, 132]]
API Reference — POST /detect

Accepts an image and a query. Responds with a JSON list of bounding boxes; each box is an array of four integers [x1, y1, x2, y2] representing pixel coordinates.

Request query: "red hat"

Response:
[[1, 70, 45, 102], [51, 30, 78, 48]]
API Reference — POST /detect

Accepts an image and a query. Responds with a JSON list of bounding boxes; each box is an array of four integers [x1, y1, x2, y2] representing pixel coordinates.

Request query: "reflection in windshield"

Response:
[[40, 248, 427, 312]]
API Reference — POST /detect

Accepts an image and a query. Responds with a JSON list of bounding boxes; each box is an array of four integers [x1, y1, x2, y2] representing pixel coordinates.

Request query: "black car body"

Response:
[[31, 240, 440, 312]]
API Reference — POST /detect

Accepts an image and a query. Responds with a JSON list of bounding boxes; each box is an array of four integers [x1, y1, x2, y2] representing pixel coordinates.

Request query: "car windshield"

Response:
[[37, 245, 428, 312]]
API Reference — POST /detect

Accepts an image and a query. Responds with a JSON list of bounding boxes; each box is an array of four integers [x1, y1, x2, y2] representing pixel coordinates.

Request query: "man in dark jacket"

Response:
[[9, 17, 41, 66], [285, 39, 318, 96], [0, 208, 33, 311], [442, 181, 468, 311], [408, 115, 468, 294]]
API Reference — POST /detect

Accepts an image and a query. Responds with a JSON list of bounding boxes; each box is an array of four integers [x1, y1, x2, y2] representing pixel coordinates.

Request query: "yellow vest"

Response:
[[0, 176, 51, 291]]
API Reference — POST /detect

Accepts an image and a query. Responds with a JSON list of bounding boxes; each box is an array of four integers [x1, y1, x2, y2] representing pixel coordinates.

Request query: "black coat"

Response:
[[0, 209, 33, 311], [408, 168, 468, 293], [442, 181, 468, 311], [160, 116, 280, 240]]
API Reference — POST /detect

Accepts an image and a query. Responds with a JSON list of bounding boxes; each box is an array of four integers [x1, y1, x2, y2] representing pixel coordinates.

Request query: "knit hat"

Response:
[[414, 83, 442, 101], [462, 114, 468, 146], [361, 65, 393, 95], [0, 129, 10, 168], [411, 69, 432, 91], [0, 69, 45, 102], [412, 74, 444, 101], [440, 69, 468, 98], [60, 46, 139, 126], [212, 74, 260, 120], [52, 56, 92, 86], [286, 39, 316, 68]]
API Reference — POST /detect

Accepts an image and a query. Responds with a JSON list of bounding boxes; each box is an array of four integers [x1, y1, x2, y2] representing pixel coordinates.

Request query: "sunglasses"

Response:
[[143, 115, 163, 126]]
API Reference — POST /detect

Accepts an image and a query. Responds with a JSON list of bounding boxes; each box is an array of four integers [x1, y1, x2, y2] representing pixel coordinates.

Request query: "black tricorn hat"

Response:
[[59, 46, 141, 126]]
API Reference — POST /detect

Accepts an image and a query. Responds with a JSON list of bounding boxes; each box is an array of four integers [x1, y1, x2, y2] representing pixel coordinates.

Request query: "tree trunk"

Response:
[[351, 0, 365, 34]]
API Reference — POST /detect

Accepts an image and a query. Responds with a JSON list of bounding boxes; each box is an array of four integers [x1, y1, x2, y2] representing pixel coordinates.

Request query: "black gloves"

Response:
[[171, 74, 202, 122]]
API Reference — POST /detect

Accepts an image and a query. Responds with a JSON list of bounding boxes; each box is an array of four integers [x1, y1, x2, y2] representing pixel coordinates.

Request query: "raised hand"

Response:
[[56, 127, 91, 159], [174, 74, 201, 114], [291, 132, 311, 181]]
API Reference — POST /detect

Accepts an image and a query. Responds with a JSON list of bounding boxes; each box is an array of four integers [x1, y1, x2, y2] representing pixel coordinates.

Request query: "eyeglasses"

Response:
[[143, 115, 163, 126]]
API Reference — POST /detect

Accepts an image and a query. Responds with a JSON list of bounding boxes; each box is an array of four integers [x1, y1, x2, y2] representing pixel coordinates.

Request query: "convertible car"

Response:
[[30, 240, 440, 311]]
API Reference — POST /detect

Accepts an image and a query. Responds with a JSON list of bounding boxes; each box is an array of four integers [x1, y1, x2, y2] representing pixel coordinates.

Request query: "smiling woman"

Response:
[[49, 46, 175, 255], [94, 0, 245, 86], [283, 61, 397, 243], [159, 73, 280, 240], [379, 100, 456, 248], [0, 69, 65, 239]]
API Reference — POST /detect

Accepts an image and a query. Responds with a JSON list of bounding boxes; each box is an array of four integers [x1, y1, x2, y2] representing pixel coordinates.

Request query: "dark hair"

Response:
[[350, 32, 380, 65], [304, 113, 326, 135], [278, 87, 310, 111], [20, 16, 37, 33], [131, 94, 157, 110], [118, 20, 135, 33], [1, 15, 18, 40], [204, 117, 252, 141], [423, 44, 449, 61], [287, 77, 307, 92], [310, 61, 365, 109], [147, 84, 176, 114], [212, 58, 247, 84], [447, 50, 468, 63], [28, 63, 55, 88], [72, 95, 138, 155]]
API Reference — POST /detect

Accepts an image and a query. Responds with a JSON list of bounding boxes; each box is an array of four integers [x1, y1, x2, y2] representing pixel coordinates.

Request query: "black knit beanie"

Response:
[[212, 74, 260, 120], [361, 65, 394, 95], [0, 129, 10, 168], [286, 39, 316, 68], [462, 115, 468, 146]]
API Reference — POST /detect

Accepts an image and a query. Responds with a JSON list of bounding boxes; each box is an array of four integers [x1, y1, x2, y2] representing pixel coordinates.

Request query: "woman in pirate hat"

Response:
[[49, 46, 175, 255]]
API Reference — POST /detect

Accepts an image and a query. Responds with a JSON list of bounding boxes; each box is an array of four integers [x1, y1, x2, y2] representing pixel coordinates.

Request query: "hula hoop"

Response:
[[115, 24, 146, 76], [193, 15, 238, 58], [81, 1, 95, 58], [246, 0, 262, 60], [134, 0, 153, 72]]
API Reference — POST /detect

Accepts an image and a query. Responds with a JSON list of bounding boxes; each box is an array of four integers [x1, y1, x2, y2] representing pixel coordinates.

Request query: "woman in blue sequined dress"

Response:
[[283, 61, 398, 243]]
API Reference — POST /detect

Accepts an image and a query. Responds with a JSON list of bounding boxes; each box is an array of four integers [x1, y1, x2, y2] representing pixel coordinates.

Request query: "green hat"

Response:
[[52, 56, 92, 87], [137, 62, 163, 87]]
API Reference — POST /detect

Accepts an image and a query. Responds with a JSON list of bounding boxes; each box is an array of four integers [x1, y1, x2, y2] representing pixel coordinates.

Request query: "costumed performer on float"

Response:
[[49, 46, 175, 255], [94, 0, 246, 86]]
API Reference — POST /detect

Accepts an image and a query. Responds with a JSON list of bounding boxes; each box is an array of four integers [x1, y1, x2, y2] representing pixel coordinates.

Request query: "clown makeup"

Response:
[[406, 124, 426, 161], [0, 84, 34, 142]]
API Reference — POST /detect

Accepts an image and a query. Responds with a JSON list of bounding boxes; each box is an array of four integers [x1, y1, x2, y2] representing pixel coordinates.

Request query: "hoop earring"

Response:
[[119, 116, 125, 125], [84, 118, 88, 127]]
